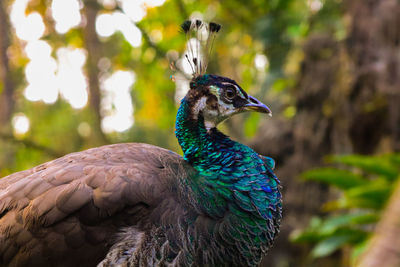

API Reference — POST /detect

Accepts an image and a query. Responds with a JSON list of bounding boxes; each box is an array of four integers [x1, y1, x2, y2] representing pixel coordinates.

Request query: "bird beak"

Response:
[[244, 95, 272, 116]]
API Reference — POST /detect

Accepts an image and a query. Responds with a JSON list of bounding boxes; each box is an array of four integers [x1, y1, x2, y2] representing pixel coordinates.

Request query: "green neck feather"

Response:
[[175, 97, 233, 166], [175, 97, 279, 216], [175, 96, 282, 264]]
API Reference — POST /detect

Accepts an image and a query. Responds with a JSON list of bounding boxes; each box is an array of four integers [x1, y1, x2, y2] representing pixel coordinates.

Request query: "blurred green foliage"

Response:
[[0, 0, 345, 177], [290, 154, 400, 263]]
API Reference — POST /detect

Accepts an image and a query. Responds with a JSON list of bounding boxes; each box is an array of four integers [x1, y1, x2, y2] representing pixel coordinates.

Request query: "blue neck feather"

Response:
[[175, 97, 280, 216], [175, 97, 234, 166], [174, 97, 282, 264]]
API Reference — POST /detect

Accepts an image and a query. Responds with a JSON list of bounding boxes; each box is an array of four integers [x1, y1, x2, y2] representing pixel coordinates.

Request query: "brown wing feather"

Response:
[[0, 143, 192, 267]]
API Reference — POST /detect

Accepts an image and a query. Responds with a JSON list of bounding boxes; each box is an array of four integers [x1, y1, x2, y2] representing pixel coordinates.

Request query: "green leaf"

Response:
[[290, 229, 323, 243], [322, 199, 347, 211], [290, 217, 324, 243], [331, 155, 399, 180], [344, 181, 392, 209], [244, 113, 260, 138], [318, 213, 378, 235], [351, 240, 369, 264], [311, 235, 352, 258], [388, 154, 400, 166], [302, 168, 366, 189]]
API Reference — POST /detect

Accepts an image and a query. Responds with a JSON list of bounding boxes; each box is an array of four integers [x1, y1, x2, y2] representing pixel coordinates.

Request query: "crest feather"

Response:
[[180, 19, 222, 78]]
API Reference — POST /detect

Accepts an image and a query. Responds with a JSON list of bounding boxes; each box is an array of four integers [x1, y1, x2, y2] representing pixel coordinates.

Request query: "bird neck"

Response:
[[175, 97, 234, 166], [175, 98, 281, 260]]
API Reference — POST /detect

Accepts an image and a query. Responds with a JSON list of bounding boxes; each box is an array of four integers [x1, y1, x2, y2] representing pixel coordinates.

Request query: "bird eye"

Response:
[[225, 87, 236, 99]]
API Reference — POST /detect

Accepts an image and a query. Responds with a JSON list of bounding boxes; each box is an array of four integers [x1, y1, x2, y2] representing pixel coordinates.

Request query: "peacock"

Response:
[[0, 20, 282, 267]]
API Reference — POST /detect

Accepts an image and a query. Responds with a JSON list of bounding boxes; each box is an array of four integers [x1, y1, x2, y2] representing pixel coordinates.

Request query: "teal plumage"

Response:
[[172, 74, 282, 266]]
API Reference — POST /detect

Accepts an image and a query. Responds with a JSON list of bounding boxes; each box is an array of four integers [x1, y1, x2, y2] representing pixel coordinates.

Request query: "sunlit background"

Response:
[[7, 0, 326, 135], [10, 0, 166, 134]]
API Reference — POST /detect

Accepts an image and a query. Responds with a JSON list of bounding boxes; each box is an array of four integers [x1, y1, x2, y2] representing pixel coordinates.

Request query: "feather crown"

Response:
[[180, 20, 221, 78]]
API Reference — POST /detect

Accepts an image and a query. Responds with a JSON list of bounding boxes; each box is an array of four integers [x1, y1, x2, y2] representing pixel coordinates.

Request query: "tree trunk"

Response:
[[356, 179, 400, 267], [345, 0, 400, 154], [0, 0, 16, 173], [348, 1, 400, 266], [254, 0, 400, 266], [0, 0, 14, 127], [258, 34, 345, 267], [83, 0, 108, 145]]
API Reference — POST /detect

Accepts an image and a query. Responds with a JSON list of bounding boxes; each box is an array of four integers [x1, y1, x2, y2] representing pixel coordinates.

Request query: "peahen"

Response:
[[0, 20, 282, 267]]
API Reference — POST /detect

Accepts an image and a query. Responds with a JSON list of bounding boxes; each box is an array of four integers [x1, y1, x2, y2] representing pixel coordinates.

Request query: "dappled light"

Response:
[[24, 41, 58, 103], [9, 0, 156, 131], [95, 13, 115, 37], [51, 0, 82, 34], [11, 0, 45, 41], [109, 11, 142, 47], [12, 113, 30, 135], [120, 0, 147, 22], [254, 54, 269, 71], [57, 47, 88, 109], [101, 70, 135, 133], [307, 0, 323, 13]]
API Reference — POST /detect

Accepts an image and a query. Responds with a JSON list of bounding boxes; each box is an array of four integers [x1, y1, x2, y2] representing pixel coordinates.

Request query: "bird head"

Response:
[[176, 20, 271, 130], [186, 74, 271, 129]]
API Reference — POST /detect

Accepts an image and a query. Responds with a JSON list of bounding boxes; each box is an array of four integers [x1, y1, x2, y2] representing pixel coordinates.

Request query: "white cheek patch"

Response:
[[193, 97, 207, 120], [217, 98, 236, 117], [192, 91, 238, 131], [204, 106, 219, 131], [193, 96, 220, 130], [203, 99, 236, 131]]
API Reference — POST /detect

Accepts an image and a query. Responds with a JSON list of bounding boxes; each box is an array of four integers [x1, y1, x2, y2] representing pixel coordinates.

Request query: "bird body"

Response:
[[0, 143, 188, 266], [0, 21, 282, 267]]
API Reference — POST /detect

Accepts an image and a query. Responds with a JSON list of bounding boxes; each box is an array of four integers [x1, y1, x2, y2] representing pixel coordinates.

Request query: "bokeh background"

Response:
[[1, 0, 400, 266]]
